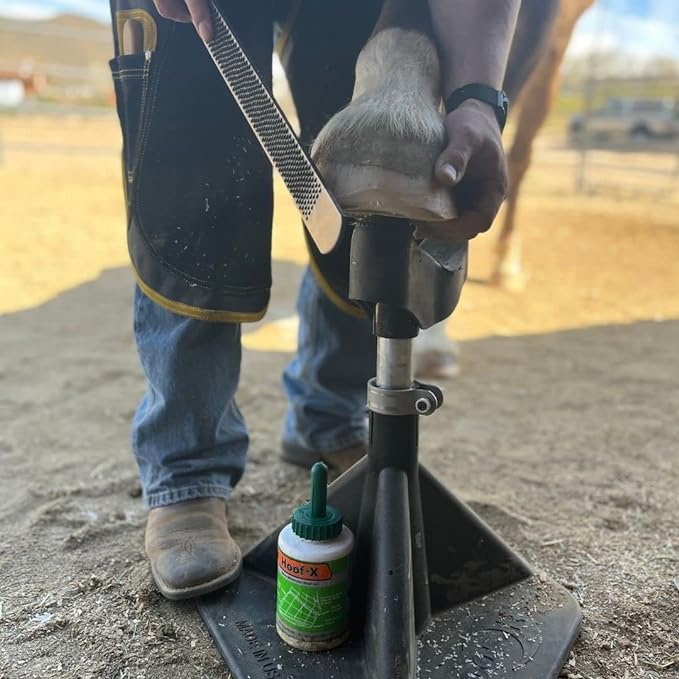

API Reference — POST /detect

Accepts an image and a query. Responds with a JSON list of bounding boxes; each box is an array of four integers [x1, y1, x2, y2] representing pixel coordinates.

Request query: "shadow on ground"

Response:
[[0, 264, 677, 678]]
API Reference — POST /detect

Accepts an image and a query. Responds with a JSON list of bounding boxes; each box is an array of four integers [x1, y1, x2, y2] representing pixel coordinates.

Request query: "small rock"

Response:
[[161, 623, 177, 639], [128, 482, 143, 498]]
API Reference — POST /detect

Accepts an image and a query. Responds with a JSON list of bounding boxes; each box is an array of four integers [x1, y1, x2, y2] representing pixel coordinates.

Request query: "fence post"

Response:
[[575, 78, 594, 193]]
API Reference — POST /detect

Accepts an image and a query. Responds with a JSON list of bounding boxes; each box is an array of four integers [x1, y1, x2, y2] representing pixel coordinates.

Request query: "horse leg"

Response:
[[311, 0, 461, 378], [491, 93, 538, 292], [492, 0, 595, 291], [414, 322, 460, 380], [311, 0, 456, 222]]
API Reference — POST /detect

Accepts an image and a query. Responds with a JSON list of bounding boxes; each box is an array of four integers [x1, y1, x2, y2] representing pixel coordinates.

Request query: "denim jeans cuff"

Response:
[[145, 483, 234, 509]]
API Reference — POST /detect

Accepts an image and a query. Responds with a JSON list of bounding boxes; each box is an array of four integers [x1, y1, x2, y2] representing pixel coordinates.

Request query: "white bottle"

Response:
[[276, 462, 354, 651]]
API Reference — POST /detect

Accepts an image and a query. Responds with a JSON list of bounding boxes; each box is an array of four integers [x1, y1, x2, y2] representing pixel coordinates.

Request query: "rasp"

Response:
[[204, 1, 344, 254]]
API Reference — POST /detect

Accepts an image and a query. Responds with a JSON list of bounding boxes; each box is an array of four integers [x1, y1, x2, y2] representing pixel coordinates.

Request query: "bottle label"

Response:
[[276, 549, 350, 643]]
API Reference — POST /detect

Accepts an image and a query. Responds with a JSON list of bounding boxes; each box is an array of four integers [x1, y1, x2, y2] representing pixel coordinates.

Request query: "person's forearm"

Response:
[[428, 0, 520, 96]]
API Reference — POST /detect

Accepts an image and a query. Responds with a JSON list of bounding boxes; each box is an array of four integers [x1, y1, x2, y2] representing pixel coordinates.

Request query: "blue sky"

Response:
[[0, 0, 677, 58], [0, 0, 109, 22], [568, 0, 679, 59]]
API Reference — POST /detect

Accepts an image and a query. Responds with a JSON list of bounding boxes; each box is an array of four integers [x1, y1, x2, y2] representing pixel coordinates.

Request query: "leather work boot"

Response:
[[281, 442, 365, 475], [311, 0, 456, 222], [145, 498, 242, 600]]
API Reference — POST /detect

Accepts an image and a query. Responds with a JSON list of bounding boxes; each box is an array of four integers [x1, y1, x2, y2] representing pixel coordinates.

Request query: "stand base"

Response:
[[197, 462, 581, 678]]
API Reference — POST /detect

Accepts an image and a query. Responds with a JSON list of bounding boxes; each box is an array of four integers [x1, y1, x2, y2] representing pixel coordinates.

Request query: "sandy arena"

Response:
[[0, 114, 677, 678]]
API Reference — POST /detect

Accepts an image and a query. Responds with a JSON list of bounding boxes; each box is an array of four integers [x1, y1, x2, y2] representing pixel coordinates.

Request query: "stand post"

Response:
[[356, 304, 433, 645]]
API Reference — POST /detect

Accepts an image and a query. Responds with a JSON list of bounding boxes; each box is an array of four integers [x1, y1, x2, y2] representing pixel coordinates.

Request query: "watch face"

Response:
[[496, 91, 509, 131]]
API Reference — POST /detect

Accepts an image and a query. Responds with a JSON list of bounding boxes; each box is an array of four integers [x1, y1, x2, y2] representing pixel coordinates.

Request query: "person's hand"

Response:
[[415, 99, 508, 242], [154, 0, 214, 42]]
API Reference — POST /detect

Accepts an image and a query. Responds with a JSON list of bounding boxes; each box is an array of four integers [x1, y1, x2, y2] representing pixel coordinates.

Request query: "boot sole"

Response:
[[150, 549, 243, 601]]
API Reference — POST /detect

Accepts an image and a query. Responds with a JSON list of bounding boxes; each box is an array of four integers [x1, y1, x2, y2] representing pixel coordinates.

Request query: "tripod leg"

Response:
[[364, 467, 416, 679], [364, 411, 431, 632]]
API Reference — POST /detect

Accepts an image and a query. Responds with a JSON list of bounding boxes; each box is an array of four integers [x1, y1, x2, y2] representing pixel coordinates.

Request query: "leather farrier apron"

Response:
[[109, 0, 380, 322]]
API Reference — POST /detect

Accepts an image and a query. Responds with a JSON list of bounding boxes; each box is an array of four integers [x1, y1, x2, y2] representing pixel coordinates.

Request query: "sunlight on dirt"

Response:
[[1, 114, 678, 348]]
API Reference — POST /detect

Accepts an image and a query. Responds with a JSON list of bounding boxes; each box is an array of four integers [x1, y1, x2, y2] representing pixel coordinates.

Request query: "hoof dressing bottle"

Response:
[[276, 462, 354, 651]]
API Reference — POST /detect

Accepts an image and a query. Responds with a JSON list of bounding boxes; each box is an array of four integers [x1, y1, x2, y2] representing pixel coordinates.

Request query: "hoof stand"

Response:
[[198, 460, 581, 679], [197, 218, 581, 679]]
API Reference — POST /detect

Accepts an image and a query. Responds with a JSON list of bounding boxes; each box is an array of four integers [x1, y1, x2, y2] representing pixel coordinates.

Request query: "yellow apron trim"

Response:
[[134, 269, 268, 323], [115, 9, 158, 55], [307, 248, 367, 320]]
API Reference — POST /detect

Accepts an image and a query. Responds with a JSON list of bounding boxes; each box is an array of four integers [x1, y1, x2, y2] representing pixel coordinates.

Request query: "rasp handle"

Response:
[[204, 1, 344, 254]]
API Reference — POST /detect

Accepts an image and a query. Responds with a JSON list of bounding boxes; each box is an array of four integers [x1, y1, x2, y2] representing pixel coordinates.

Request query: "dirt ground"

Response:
[[0, 114, 678, 679]]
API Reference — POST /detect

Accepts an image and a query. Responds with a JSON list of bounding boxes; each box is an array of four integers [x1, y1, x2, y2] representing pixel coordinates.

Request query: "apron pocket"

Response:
[[109, 51, 155, 188]]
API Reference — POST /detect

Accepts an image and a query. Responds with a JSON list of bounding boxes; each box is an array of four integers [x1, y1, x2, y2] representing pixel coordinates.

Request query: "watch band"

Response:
[[445, 83, 509, 132]]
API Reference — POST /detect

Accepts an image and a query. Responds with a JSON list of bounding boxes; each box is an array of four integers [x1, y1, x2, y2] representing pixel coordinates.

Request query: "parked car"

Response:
[[570, 97, 678, 142]]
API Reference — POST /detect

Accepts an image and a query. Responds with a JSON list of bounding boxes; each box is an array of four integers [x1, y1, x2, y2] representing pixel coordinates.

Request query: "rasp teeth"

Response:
[[205, 2, 343, 253]]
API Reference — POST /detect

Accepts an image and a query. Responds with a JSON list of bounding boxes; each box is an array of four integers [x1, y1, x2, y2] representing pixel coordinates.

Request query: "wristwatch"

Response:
[[445, 83, 509, 132]]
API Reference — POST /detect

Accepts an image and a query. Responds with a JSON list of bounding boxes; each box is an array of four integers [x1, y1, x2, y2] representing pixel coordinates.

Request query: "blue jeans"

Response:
[[133, 267, 375, 508]]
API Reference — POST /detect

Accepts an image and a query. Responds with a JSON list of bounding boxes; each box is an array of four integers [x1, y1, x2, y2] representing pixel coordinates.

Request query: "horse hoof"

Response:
[[414, 326, 460, 379], [312, 27, 456, 221], [414, 349, 460, 380], [490, 268, 529, 292]]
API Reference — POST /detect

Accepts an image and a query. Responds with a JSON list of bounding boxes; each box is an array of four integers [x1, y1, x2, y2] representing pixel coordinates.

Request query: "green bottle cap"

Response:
[[291, 462, 343, 541]]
